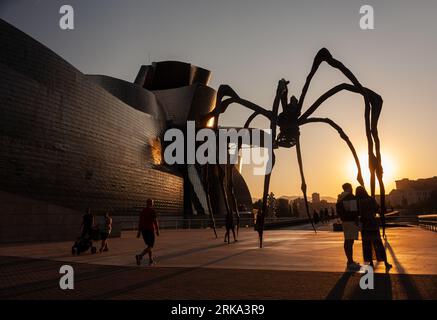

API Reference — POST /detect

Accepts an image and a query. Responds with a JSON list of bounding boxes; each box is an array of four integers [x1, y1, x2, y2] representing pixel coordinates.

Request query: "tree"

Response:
[[277, 198, 292, 217], [267, 192, 277, 217], [292, 200, 300, 217], [407, 188, 437, 213], [252, 199, 263, 210]]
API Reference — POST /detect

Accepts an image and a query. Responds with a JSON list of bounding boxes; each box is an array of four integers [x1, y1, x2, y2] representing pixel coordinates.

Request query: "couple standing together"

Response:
[[336, 183, 392, 271]]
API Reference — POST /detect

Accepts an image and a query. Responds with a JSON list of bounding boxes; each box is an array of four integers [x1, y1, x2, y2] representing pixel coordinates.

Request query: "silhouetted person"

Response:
[[136, 199, 160, 266], [224, 213, 237, 243], [99, 212, 112, 253], [356, 186, 392, 270], [336, 183, 360, 270], [81, 208, 94, 238], [320, 210, 326, 223], [313, 210, 320, 224]]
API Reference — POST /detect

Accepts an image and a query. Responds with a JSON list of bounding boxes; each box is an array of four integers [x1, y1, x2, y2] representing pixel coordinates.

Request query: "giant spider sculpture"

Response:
[[205, 48, 386, 248]]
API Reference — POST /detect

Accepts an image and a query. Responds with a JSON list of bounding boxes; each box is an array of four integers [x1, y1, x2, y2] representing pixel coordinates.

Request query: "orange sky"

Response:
[[226, 59, 437, 199]]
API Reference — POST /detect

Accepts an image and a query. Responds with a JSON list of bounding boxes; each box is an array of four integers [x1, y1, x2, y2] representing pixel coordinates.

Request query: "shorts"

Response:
[[342, 221, 359, 240], [141, 230, 155, 247]]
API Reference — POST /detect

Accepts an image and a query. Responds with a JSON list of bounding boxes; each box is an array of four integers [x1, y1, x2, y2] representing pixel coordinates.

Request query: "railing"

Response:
[[418, 214, 437, 232], [119, 215, 304, 231], [382, 211, 420, 225], [382, 213, 437, 233], [384, 215, 419, 225]]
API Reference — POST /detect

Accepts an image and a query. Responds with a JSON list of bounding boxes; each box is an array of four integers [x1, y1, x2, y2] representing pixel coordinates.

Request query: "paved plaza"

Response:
[[1, 224, 436, 299]]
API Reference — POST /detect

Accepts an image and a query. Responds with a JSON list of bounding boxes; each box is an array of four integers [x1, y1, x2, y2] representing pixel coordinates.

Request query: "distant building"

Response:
[[312, 193, 320, 204], [306, 191, 334, 214], [388, 177, 437, 207], [276, 198, 292, 217], [293, 198, 309, 218], [292, 197, 335, 218]]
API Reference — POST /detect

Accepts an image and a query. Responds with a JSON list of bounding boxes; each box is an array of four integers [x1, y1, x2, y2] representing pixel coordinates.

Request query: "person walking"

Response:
[[224, 213, 237, 243], [336, 183, 360, 270], [135, 199, 160, 266], [99, 212, 112, 253], [355, 186, 392, 270], [313, 210, 320, 224], [324, 208, 329, 222]]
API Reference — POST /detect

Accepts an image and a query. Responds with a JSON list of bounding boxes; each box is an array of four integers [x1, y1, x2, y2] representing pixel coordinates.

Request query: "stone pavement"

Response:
[[1, 224, 436, 299]]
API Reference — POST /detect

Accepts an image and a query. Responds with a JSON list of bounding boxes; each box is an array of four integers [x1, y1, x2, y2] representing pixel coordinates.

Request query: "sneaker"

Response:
[[385, 262, 393, 271], [347, 261, 361, 271], [149, 260, 156, 266], [135, 255, 142, 266]]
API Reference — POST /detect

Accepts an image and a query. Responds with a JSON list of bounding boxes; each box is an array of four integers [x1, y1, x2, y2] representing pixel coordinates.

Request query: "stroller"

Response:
[[72, 226, 101, 255]]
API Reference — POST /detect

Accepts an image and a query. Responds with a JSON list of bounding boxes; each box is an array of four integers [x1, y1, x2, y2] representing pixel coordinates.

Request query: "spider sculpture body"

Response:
[[205, 48, 386, 247]]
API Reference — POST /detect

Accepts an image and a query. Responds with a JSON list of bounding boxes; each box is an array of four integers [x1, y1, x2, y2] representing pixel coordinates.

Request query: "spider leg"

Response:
[[244, 111, 259, 128], [205, 85, 271, 244], [298, 83, 386, 232], [367, 92, 387, 236], [299, 48, 366, 109], [257, 80, 285, 247], [217, 164, 233, 244], [226, 164, 240, 236], [295, 137, 317, 233], [203, 165, 218, 238], [257, 151, 276, 248], [205, 85, 272, 123], [233, 112, 270, 238], [299, 83, 362, 121], [300, 117, 364, 187], [298, 48, 377, 198]]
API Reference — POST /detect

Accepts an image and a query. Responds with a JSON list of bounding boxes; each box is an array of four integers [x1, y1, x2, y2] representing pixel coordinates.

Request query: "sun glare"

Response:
[[206, 117, 215, 128], [347, 151, 397, 193]]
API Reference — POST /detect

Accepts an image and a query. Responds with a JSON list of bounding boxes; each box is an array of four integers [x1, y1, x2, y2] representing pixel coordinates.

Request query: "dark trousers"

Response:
[[361, 230, 387, 263]]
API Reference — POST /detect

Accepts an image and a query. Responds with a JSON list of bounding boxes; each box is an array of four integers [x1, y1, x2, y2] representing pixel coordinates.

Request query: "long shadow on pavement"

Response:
[[90, 249, 253, 299]]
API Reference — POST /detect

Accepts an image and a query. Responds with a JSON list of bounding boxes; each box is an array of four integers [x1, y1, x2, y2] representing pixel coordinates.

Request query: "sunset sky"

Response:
[[1, 0, 436, 198]]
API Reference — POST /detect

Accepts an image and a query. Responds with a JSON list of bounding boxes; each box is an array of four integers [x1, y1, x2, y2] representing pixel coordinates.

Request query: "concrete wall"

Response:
[[0, 191, 122, 243]]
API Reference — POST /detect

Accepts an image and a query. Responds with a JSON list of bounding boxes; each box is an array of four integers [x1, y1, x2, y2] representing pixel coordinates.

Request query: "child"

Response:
[[99, 212, 112, 253]]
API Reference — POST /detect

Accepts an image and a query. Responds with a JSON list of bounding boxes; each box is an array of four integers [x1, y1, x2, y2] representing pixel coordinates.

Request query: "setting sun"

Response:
[[347, 151, 397, 193]]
